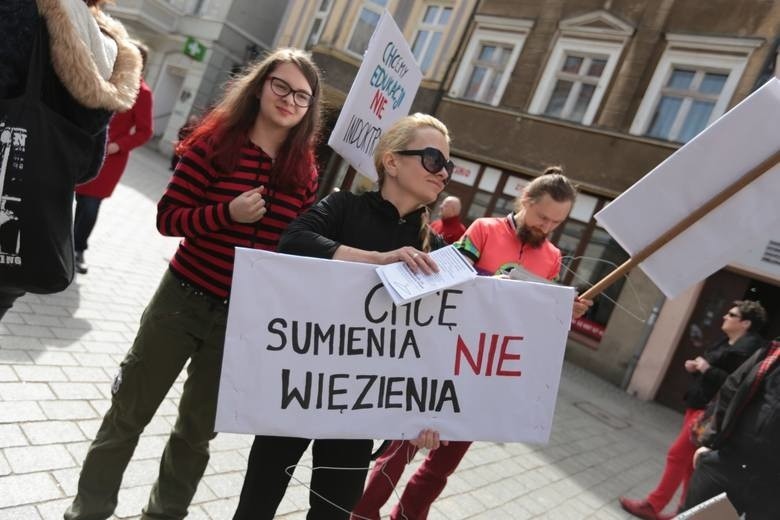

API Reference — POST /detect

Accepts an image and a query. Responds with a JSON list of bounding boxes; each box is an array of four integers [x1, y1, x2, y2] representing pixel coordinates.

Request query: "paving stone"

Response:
[[0, 336, 43, 350], [0, 366, 17, 382], [28, 303, 71, 317], [14, 365, 68, 383], [35, 497, 73, 520], [62, 367, 111, 383], [49, 383, 103, 400], [20, 315, 64, 328], [0, 424, 27, 449], [0, 349, 34, 365], [113, 484, 152, 519], [32, 352, 79, 367], [201, 472, 245, 499], [70, 352, 115, 368], [0, 473, 63, 508], [21, 421, 86, 445], [0, 505, 43, 519], [3, 324, 55, 338], [4, 444, 75, 473], [39, 401, 97, 421], [0, 402, 45, 423], [0, 312, 25, 325]]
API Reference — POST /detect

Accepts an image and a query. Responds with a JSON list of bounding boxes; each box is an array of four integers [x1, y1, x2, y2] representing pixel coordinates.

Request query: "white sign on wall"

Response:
[[328, 11, 423, 181], [216, 249, 575, 443]]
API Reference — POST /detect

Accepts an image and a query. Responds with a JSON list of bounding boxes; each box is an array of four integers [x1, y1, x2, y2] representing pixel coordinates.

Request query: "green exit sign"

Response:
[[183, 37, 207, 62]]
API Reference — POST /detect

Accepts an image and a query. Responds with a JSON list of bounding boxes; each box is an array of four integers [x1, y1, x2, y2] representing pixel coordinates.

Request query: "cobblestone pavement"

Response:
[[0, 146, 683, 519]]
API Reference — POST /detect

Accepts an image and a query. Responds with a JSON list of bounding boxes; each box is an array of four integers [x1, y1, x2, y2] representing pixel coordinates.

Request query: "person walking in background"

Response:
[[0, 0, 142, 320], [233, 113, 453, 520], [683, 337, 779, 519], [430, 195, 465, 244], [64, 47, 322, 520], [74, 40, 154, 274], [620, 300, 766, 520], [352, 168, 592, 520]]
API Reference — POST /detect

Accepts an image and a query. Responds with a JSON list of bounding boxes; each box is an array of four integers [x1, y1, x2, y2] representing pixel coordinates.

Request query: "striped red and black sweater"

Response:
[[156, 137, 318, 299]]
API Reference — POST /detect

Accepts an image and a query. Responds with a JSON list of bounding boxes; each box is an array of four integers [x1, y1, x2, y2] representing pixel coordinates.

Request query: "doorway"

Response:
[[655, 269, 779, 411], [152, 64, 187, 138]]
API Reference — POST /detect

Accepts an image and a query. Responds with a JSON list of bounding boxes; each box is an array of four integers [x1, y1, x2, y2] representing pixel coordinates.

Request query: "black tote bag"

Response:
[[0, 22, 95, 293]]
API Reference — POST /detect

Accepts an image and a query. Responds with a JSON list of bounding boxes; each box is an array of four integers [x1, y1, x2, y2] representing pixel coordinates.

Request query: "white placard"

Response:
[[596, 78, 780, 298], [216, 249, 575, 443], [327, 11, 423, 180]]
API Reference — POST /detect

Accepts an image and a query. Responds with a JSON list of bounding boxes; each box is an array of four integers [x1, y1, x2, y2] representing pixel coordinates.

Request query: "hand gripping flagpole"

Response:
[[580, 148, 780, 301]]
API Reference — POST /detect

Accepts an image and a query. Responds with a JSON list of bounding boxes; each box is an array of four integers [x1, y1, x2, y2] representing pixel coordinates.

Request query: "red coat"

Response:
[[76, 79, 154, 198]]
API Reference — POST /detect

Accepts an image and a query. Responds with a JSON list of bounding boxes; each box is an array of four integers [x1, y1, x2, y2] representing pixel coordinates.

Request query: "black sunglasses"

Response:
[[395, 147, 454, 182]]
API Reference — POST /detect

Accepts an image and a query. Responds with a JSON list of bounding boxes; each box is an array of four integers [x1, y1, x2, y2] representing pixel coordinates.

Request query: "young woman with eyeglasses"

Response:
[[65, 48, 322, 520], [232, 113, 453, 520]]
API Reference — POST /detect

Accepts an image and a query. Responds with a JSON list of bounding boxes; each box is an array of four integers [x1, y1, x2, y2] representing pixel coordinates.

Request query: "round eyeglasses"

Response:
[[268, 76, 314, 107]]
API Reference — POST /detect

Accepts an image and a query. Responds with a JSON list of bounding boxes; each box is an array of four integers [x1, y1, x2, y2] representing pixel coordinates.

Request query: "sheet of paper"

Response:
[[375, 245, 477, 305]]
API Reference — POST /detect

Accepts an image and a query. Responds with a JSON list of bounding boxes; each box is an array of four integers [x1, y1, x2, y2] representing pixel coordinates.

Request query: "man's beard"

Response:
[[517, 224, 546, 248]]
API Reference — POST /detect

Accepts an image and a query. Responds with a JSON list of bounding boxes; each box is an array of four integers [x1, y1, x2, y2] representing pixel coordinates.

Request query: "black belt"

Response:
[[170, 270, 229, 307]]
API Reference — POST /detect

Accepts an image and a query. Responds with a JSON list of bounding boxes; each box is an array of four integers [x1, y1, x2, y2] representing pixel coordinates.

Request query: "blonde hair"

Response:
[[373, 113, 451, 252]]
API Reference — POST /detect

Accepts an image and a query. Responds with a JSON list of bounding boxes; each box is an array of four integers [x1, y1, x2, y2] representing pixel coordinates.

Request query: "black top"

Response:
[[705, 341, 779, 472], [279, 191, 445, 257], [683, 331, 764, 410], [0, 2, 109, 182]]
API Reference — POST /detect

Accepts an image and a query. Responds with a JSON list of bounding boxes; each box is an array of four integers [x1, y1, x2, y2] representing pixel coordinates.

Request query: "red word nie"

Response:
[[454, 333, 523, 377], [369, 89, 388, 119]]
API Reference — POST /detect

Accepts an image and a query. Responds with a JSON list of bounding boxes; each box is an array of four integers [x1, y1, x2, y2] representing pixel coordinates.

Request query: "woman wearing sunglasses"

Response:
[[232, 113, 453, 520], [66, 48, 322, 519]]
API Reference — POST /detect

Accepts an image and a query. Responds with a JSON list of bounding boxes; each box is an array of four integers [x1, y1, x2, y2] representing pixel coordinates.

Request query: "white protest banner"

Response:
[[327, 11, 423, 181], [216, 249, 574, 443], [594, 78, 780, 299]]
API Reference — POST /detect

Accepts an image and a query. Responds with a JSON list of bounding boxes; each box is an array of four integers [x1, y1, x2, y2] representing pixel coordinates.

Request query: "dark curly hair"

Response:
[[732, 300, 767, 332]]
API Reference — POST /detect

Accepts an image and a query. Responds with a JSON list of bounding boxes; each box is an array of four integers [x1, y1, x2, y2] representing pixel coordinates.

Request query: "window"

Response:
[[645, 68, 729, 142], [347, 0, 388, 56], [529, 33, 628, 125], [306, 0, 334, 48], [631, 33, 762, 143], [449, 16, 533, 106], [411, 4, 453, 74]]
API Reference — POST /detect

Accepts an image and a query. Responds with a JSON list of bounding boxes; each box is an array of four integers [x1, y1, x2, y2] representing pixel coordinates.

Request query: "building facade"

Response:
[[106, 0, 289, 154], [276, 0, 780, 408]]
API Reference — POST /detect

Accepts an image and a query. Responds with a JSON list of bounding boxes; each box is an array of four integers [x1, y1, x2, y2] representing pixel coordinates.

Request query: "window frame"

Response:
[[345, 0, 389, 58], [410, 2, 454, 76], [630, 34, 762, 141], [528, 37, 625, 125], [449, 16, 533, 106], [305, 0, 335, 48]]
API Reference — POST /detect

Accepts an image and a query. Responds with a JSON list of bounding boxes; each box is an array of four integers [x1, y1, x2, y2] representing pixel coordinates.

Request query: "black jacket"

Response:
[[0, 0, 141, 183], [279, 191, 444, 257], [683, 332, 764, 410], [703, 340, 779, 473]]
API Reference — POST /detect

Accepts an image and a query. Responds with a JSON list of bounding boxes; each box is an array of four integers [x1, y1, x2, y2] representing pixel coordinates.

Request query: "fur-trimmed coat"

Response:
[[0, 0, 142, 182]]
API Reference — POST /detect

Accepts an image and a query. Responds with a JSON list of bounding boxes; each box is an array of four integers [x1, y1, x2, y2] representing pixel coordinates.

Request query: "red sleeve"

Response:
[[156, 140, 233, 238], [114, 83, 154, 152]]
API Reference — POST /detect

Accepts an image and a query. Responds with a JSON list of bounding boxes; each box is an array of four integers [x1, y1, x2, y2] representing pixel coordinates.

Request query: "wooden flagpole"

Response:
[[580, 148, 780, 301]]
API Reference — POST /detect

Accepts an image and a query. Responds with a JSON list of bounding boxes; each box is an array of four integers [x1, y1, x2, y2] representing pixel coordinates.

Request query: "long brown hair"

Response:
[[179, 48, 322, 191]]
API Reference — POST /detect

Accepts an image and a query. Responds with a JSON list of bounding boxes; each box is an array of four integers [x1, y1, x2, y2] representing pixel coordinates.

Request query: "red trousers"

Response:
[[352, 440, 471, 520], [645, 408, 704, 513]]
